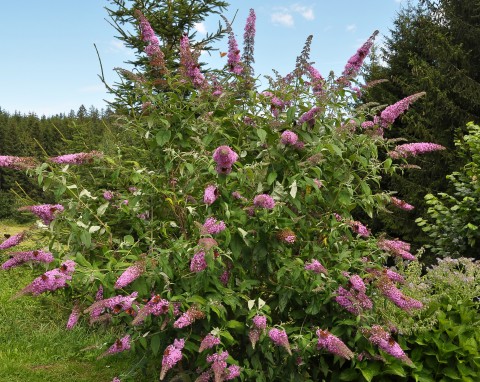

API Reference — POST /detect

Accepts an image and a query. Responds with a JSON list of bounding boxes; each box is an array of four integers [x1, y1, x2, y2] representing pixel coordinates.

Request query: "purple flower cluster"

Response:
[[85, 292, 138, 319], [179, 34, 205, 88], [342, 30, 378, 78], [20, 260, 76, 296], [298, 106, 322, 126], [268, 328, 291, 355], [18, 204, 64, 225], [376, 277, 423, 312], [134, 10, 165, 68], [277, 229, 296, 244], [270, 96, 288, 117], [0, 231, 26, 250], [208, 351, 229, 379], [306, 65, 324, 94], [199, 334, 221, 352], [49, 151, 102, 165], [335, 275, 373, 315], [102, 335, 131, 357], [348, 220, 370, 237], [160, 338, 185, 380], [365, 325, 412, 363], [204, 185, 219, 205], [304, 259, 328, 275], [190, 251, 207, 272], [0, 155, 36, 170], [173, 306, 204, 328], [103, 190, 114, 200], [378, 239, 416, 261], [66, 303, 81, 330], [316, 329, 354, 360], [380, 92, 425, 127], [280, 130, 298, 145], [201, 217, 226, 235], [253, 315, 267, 330], [253, 194, 275, 209], [213, 145, 238, 174], [114, 262, 144, 289], [227, 30, 243, 74], [391, 196, 414, 211], [388, 142, 446, 159], [1, 250, 54, 270], [132, 295, 170, 325]]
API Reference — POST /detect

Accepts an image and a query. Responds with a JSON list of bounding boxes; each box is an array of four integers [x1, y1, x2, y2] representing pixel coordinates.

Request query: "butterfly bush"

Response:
[[6, 7, 449, 380]]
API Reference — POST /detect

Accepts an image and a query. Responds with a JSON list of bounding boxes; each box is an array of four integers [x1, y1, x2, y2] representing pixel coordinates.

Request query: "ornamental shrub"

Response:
[[0, 6, 449, 381], [416, 122, 480, 259]]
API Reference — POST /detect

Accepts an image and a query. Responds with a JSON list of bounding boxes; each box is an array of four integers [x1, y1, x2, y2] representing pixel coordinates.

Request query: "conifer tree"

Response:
[[362, 0, 480, 251], [104, 0, 229, 113]]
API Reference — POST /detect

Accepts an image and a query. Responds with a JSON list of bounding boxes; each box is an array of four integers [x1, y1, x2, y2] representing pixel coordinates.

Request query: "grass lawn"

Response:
[[0, 221, 137, 382]]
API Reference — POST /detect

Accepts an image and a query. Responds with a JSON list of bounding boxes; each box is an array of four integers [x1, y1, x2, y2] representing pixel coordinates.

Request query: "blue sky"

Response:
[[0, 0, 411, 116]]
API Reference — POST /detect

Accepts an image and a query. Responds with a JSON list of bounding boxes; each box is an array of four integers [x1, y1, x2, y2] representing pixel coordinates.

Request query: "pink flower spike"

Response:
[[114, 262, 145, 289], [388, 142, 446, 159], [201, 217, 226, 235], [160, 338, 185, 380], [100, 335, 131, 358], [0, 155, 36, 170], [316, 329, 354, 360], [268, 328, 291, 355], [179, 34, 205, 88], [1, 250, 54, 270], [199, 334, 221, 352], [391, 196, 415, 211], [18, 204, 64, 225], [49, 151, 102, 165], [253, 315, 267, 330], [253, 194, 275, 209], [365, 325, 412, 364], [342, 30, 378, 78], [204, 185, 219, 205], [66, 303, 81, 330], [305, 260, 328, 275], [190, 250, 207, 272], [0, 231, 26, 250], [380, 92, 425, 127], [281, 130, 298, 145]]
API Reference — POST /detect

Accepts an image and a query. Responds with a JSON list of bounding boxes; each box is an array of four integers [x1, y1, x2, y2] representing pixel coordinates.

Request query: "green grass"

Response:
[[0, 221, 137, 382]]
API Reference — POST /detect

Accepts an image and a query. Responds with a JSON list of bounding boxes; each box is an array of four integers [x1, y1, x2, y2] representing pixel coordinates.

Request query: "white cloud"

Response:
[[291, 4, 315, 20], [194, 22, 207, 35], [346, 24, 357, 32], [271, 12, 295, 27], [79, 84, 106, 93], [270, 4, 314, 27], [108, 40, 134, 56]]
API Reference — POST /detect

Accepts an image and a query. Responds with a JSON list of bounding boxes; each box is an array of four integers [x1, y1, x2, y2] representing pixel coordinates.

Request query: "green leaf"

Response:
[[226, 320, 244, 330], [257, 128, 267, 143], [156, 129, 171, 146], [339, 368, 359, 381], [150, 334, 161, 356], [267, 171, 277, 186], [123, 235, 135, 246]]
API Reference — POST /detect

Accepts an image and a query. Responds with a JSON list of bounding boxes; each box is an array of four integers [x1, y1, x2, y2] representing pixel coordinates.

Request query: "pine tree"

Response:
[[103, 0, 229, 113], [362, 0, 480, 251]]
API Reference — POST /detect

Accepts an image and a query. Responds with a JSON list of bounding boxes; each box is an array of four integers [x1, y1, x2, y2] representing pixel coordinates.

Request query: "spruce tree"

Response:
[[362, 0, 480, 252]]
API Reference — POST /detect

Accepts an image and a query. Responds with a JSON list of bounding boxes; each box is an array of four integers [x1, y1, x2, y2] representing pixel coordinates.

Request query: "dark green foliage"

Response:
[[363, 1, 480, 256], [0, 106, 113, 220], [104, 0, 229, 113], [416, 123, 480, 258]]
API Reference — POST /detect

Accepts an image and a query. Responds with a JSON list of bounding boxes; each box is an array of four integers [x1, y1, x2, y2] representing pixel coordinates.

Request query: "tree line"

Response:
[[0, 105, 115, 220]]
